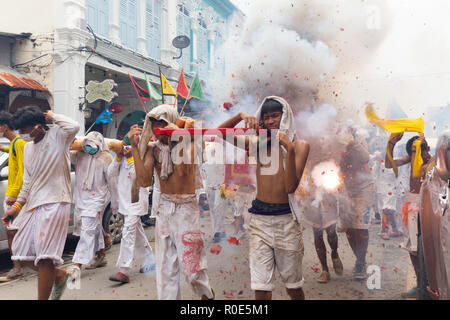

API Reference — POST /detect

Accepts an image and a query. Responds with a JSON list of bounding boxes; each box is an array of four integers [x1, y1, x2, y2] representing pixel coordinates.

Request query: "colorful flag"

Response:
[[128, 73, 149, 112], [176, 66, 189, 99], [144, 72, 162, 101], [160, 70, 176, 96], [188, 73, 204, 100], [95, 104, 113, 124]]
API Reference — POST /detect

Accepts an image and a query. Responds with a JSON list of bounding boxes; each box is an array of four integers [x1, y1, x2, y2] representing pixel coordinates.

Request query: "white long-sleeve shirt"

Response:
[[71, 150, 117, 217], [17, 113, 80, 210], [108, 156, 149, 216]]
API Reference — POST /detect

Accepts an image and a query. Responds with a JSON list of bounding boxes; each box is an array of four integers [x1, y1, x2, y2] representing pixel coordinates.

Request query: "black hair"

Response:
[[406, 136, 428, 156], [0, 111, 14, 129], [260, 99, 283, 120], [13, 106, 49, 131], [149, 117, 168, 124]]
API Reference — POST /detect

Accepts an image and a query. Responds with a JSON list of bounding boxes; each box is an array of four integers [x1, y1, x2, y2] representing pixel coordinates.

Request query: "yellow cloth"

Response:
[[365, 105, 424, 178], [365, 105, 424, 133], [6, 137, 27, 197]]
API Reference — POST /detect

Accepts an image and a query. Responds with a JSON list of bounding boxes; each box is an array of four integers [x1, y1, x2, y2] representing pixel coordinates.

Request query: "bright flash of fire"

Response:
[[322, 171, 340, 191], [311, 161, 341, 192]]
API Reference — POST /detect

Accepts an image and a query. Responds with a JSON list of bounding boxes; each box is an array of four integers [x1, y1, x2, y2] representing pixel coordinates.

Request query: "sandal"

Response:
[[104, 233, 112, 251], [109, 272, 130, 284], [316, 271, 330, 283], [51, 271, 70, 300], [332, 257, 344, 276]]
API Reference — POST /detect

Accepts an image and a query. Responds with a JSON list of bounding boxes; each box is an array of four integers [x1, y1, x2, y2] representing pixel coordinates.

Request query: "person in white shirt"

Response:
[[2, 107, 80, 300], [372, 151, 402, 240], [108, 137, 155, 283], [71, 131, 118, 270], [200, 140, 227, 243]]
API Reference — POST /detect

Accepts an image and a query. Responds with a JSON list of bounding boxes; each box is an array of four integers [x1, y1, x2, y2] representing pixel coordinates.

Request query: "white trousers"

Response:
[[116, 215, 152, 268], [231, 190, 253, 228], [72, 215, 104, 265], [206, 186, 227, 234], [11, 202, 71, 266], [155, 195, 213, 300]]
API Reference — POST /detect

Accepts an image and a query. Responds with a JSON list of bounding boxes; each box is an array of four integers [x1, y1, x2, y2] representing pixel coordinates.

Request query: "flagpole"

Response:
[[159, 67, 165, 105], [85, 121, 97, 135], [128, 73, 148, 113], [180, 71, 196, 116], [86, 102, 112, 135], [180, 97, 189, 116]]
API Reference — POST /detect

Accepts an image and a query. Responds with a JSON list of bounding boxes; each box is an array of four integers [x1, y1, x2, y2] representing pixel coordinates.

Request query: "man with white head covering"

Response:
[[71, 131, 118, 271], [218, 96, 310, 300], [129, 104, 214, 300]]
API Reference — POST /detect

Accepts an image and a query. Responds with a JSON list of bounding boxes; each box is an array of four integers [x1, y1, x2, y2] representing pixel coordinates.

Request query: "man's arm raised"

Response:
[[385, 132, 410, 168], [129, 124, 154, 187], [218, 112, 257, 151]]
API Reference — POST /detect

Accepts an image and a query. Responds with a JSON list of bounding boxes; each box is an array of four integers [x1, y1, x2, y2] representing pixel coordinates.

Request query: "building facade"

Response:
[[0, 0, 241, 138]]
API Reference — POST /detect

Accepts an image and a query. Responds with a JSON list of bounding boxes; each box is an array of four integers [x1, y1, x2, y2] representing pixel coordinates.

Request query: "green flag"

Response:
[[144, 72, 162, 101], [188, 73, 204, 100]]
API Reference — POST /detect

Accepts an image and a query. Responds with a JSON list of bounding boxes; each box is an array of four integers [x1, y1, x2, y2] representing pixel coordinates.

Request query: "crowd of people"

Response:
[[0, 96, 443, 300]]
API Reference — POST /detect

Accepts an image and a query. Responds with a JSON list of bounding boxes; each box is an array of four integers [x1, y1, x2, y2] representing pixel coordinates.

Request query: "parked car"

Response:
[[418, 130, 450, 300]]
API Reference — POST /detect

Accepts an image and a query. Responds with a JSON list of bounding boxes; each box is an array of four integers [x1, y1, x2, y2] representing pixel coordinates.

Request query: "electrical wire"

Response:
[[12, 53, 52, 68]]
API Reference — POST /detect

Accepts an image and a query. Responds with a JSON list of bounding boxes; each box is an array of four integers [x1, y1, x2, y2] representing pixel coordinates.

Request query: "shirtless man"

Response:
[[128, 104, 214, 300], [385, 133, 433, 299], [218, 96, 310, 300]]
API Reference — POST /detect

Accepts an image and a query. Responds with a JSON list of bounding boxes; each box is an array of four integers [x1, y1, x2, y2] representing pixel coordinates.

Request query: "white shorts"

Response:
[[11, 202, 71, 266], [401, 192, 419, 254], [377, 192, 397, 212], [3, 199, 25, 231], [249, 214, 304, 291]]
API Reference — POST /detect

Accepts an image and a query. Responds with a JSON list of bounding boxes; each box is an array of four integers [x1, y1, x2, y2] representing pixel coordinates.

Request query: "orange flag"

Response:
[[176, 66, 189, 99]]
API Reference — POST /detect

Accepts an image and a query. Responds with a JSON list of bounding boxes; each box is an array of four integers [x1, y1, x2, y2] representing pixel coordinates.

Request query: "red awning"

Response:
[[0, 65, 48, 92]]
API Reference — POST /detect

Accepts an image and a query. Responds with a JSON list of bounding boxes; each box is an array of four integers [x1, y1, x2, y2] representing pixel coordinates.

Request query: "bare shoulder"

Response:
[[293, 139, 310, 154]]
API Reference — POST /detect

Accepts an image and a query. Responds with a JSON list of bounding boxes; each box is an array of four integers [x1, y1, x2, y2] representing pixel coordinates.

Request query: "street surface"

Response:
[[0, 210, 414, 300]]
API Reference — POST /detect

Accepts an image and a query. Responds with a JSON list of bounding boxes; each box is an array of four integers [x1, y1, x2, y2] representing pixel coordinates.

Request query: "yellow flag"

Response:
[[365, 104, 424, 133], [160, 71, 176, 96], [365, 104, 424, 178]]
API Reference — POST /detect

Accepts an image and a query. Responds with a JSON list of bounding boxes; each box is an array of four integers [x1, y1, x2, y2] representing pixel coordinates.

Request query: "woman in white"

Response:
[[71, 132, 118, 270], [108, 139, 154, 283]]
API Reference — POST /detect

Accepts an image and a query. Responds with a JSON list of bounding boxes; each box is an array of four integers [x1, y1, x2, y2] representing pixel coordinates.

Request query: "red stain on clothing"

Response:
[[181, 231, 204, 275]]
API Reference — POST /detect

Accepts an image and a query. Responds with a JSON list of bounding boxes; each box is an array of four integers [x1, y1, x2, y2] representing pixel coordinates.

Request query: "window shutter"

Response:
[[119, 0, 128, 46]]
